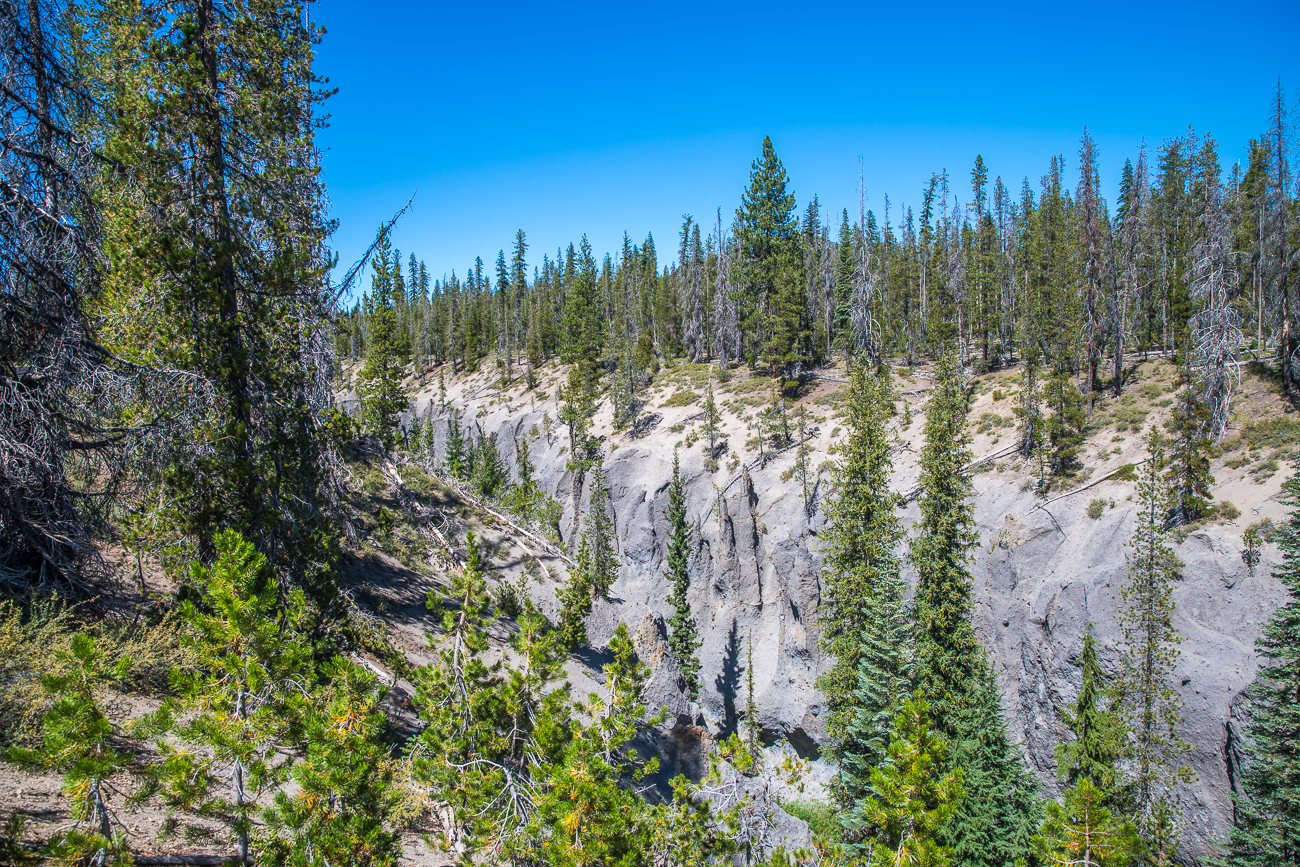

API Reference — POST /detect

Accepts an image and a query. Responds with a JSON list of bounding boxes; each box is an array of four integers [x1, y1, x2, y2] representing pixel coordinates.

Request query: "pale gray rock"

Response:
[[406, 372, 1295, 859]]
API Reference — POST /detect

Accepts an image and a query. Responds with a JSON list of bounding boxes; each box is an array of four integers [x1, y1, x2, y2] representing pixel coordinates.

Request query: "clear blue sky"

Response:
[[314, 0, 1300, 298]]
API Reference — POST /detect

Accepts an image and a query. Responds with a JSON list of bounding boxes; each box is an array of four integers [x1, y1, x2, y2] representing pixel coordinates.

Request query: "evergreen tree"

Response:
[[701, 373, 724, 472], [744, 632, 763, 770], [790, 403, 814, 517], [1227, 463, 1300, 864], [506, 435, 543, 520], [732, 136, 804, 373], [585, 465, 618, 599], [471, 429, 509, 499], [148, 530, 313, 864], [92, 0, 339, 594], [838, 584, 916, 853], [817, 361, 912, 838], [944, 667, 1041, 867], [910, 353, 980, 727], [1043, 369, 1086, 482], [1059, 629, 1125, 797], [360, 282, 410, 450], [410, 531, 515, 853], [259, 659, 400, 867], [1165, 363, 1214, 525], [665, 451, 702, 699], [444, 407, 468, 479], [1116, 433, 1193, 842], [862, 695, 963, 867], [1035, 777, 1139, 867], [557, 535, 595, 651], [6, 635, 135, 866], [909, 355, 1039, 867]]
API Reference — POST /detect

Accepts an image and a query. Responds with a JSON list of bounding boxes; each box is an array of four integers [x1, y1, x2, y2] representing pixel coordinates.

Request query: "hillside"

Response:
[[339, 354, 1297, 857]]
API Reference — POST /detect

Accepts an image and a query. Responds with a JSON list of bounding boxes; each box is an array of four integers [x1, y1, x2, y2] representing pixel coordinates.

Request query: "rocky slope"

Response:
[[359, 356, 1295, 857]]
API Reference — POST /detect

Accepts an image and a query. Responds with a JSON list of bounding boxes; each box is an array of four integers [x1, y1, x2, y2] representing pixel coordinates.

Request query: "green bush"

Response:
[[1111, 463, 1138, 482], [1087, 498, 1107, 520], [1217, 500, 1241, 521], [1250, 459, 1280, 482], [1243, 417, 1300, 450], [662, 391, 698, 408]]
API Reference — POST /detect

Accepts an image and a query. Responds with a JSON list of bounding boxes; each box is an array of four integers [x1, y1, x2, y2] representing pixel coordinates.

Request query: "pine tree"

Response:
[[862, 695, 963, 867], [665, 451, 702, 699], [732, 136, 803, 372], [910, 353, 980, 728], [259, 659, 400, 867], [1228, 462, 1300, 864], [909, 356, 1039, 867], [944, 666, 1041, 867], [701, 373, 724, 472], [6, 634, 135, 866], [148, 530, 313, 863], [1165, 362, 1214, 525], [445, 407, 468, 480], [1044, 369, 1086, 482], [360, 282, 410, 450], [411, 531, 514, 852], [527, 625, 653, 864], [817, 362, 913, 839], [92, 0, 339, 594], [1116, 433, 1193, 839], [505, 435, 543, 520], [1035, 777, 1139, 867], [837, 600, 916, 851], [791, 404, 814, 517], [471, 429, 509, 499], [585, 465, 618, 599], [1059, 629, 1124, 797], [744, 632, 763, 770], [557, 536, 595, 651]]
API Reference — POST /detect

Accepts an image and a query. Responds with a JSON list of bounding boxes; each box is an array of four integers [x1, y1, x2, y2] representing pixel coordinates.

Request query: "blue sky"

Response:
[[314, 0, 1300, 297]]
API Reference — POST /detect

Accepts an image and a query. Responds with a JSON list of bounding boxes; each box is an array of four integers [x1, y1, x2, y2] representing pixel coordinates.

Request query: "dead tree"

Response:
[[0, 0, 189, 593]]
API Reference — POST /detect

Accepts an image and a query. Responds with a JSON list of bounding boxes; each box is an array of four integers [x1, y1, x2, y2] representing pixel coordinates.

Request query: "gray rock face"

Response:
[[409, 375, 1293, 856]]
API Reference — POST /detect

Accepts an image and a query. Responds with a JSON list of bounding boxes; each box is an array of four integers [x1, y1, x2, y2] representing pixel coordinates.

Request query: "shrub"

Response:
[[1087, 498, 1107, 520], [662, 391, 698, 408], [1249, 459, 1280, 482], [1111, 463, 1139, 482], [1217, 500, 1241, 521], [1242, 417, 1300, 450]]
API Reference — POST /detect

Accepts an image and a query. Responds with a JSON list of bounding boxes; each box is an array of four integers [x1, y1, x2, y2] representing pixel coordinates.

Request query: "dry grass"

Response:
[[0, 599, 192, 747]]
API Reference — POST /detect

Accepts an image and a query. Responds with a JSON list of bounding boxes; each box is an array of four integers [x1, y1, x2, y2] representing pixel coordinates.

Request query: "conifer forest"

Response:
[[5, 1, 1300, 865]]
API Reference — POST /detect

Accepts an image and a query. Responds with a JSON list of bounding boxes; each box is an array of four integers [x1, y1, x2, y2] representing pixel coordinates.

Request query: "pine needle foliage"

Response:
[[818, 361, 904, 748], [585, 465, 619, 599], [1035, 777, 1140, 867], [665, 450, 702, 699], [1228, 462, 1300, 865], [862, 694, 963, 867], [1059, 628, 1125, 798], [910, 353, 980, 730], [1115, 433, 1194, 839], [360, 272, 410, 450], [943, 666, 1042, 867], [6, 634, 135, 867], [148, 530, 314, 863], [259, 658, 401, 867], [817, 360, 913, 846]]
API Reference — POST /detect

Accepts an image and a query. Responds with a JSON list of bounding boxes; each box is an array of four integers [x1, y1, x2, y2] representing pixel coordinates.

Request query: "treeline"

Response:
[[337, 102, 1300, 401]]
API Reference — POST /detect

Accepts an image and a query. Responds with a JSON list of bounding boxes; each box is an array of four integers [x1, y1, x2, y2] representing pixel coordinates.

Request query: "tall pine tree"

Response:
[[665, 451, 701, 699], [1227, 462, 1300, 864]]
